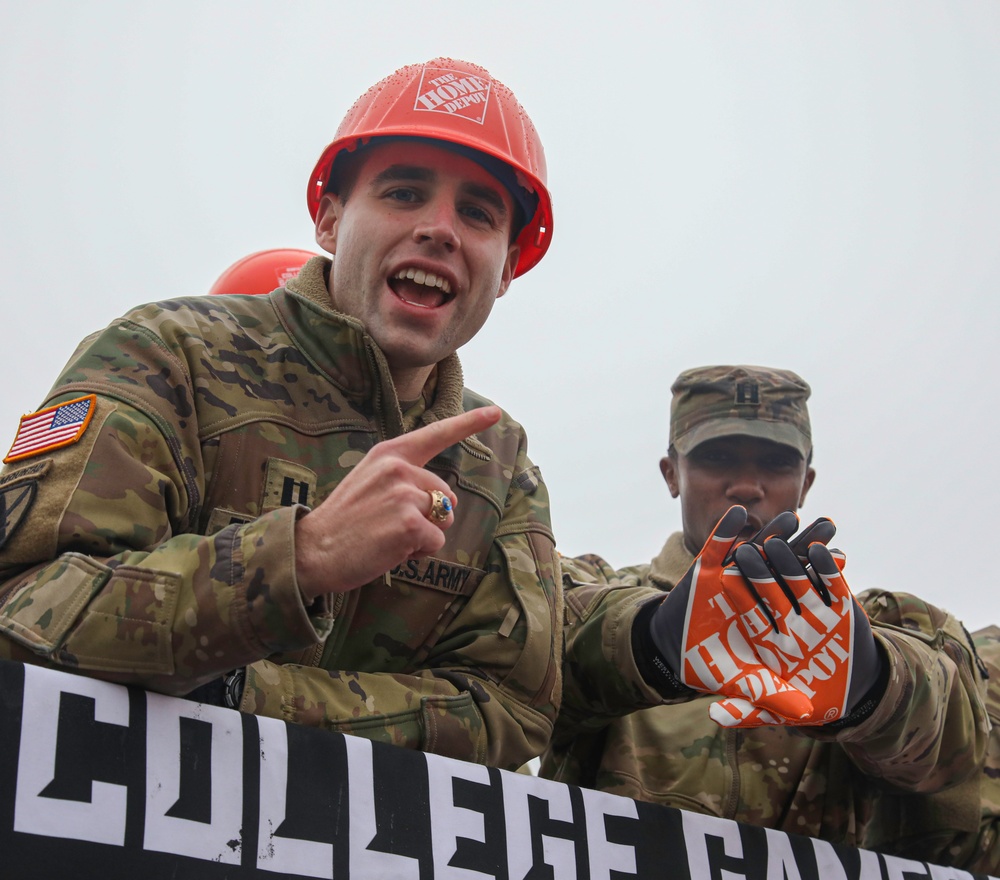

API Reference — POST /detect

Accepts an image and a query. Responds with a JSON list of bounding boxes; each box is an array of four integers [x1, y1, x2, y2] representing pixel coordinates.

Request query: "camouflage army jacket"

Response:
[[0, 257, 561, 771], [944, 625, 1000, 873], [542, 533, 991, 865]]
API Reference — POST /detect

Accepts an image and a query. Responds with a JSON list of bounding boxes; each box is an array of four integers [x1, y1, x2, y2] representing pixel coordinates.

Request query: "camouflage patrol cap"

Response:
[[670, 365, 812, 458]]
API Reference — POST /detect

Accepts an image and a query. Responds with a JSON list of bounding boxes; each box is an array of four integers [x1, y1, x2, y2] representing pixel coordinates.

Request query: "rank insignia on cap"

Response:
[[735, 382, 760, 406], [4, 395, 97, 464]]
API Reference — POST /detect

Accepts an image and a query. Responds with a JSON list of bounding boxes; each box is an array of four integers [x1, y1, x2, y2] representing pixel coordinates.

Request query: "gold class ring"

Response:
[[427, 490, 453, 523]]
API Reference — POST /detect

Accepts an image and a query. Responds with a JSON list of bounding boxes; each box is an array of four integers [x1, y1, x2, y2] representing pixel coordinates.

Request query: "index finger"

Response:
[[697, 505, 748, 568], [393, 406, 502, 465], [788, 517, 836, 562], [751, 511, 800, 545], [724, 509, 798, 565]]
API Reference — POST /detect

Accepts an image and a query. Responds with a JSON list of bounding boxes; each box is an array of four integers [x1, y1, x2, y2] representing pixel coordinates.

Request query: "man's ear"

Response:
[[798, 466, 817, 508], [495, 243, 520, 300], [314, 193, 342, 255], [660, 455, 680, 498]]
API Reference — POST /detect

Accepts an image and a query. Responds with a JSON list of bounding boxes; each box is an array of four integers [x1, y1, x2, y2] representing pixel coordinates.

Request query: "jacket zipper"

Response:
[[725, 728, 742, 819], [305, 590, 347, 667]]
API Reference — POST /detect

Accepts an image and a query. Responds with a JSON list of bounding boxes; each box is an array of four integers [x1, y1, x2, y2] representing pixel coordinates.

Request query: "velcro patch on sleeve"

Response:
[[0, 459, 52, 550], [262, 458, 317, 512], [4, 395, 97, 464]]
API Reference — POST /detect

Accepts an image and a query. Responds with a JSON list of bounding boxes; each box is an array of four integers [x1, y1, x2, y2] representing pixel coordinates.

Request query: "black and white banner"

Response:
[[0, 660, 993, 879]]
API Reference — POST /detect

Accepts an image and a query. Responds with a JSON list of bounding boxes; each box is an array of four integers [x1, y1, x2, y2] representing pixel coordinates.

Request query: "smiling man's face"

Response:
[[661, 435, 816, 556], [315, 139, 520, 398]]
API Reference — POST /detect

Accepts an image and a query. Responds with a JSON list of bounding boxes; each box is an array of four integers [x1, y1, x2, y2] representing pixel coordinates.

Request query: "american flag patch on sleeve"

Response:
[[4, 395, 97, 464]]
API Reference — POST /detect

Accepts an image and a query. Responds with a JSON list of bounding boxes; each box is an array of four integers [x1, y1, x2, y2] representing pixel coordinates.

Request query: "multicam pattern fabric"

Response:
[[669, 364, 812, 458], [542, 533, 992, 869], [0, 256, 561, 771], [937, 625, 1000, 872]]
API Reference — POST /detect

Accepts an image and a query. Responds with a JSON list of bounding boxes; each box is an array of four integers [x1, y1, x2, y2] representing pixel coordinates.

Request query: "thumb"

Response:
[[392, 406, 501, 465]]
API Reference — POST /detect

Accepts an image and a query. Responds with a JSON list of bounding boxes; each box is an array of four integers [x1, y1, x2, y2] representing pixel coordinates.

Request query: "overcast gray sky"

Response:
[[2, 2, 998, 628]]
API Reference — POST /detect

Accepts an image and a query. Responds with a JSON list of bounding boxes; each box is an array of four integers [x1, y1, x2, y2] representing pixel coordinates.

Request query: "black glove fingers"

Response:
[[732, 541, 770, 579], [751, 510, 800, 545], [806, 542, 841, 577], [789, 517, 836, 560], [805, 543, 842, 604], [761, 538, 808, 613], [714, 505, 750, 542], [730, 543, 783, 629], [725, 509, 797, 565]]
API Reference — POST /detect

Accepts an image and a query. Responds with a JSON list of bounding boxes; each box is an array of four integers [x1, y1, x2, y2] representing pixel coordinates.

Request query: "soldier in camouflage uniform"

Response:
[[542, 365, 993, 868], [0, 58, 561, 771], [942, 625, 1000, 872]]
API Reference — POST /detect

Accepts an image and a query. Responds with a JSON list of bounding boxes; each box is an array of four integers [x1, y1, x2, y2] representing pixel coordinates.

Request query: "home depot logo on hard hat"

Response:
[[413, 66, 492, 124]]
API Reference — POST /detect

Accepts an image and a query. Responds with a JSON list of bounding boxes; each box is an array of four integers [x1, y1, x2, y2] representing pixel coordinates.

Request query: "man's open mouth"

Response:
[[389, 268, 454, 309]]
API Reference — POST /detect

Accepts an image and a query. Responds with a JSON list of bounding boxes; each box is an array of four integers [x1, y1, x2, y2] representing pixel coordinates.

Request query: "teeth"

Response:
[[394, 268, 452, 294]]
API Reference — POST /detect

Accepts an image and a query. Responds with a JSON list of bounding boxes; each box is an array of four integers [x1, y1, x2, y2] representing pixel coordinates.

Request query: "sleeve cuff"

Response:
[[631, 598, 697, 699], [236, 505, 334, 652]]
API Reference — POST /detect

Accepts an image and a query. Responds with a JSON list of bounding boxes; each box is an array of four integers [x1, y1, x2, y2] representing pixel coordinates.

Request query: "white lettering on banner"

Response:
[[344, 735, 420, 880], [884, 854, 929, 879], [810, 838, 851, 880], [927, 865, 980, 879], [256, 716, 332, 878], [580, 787, 638, 880], [425, 752, 492, 880], [501, 771, 577, 880], [14, 665, 129, 846], [763, 828, 802, 880], [6, 665, 987, 880], [143, 693, 243, 864], [811, 838, 885, 879], [682, 811, 746, 880]]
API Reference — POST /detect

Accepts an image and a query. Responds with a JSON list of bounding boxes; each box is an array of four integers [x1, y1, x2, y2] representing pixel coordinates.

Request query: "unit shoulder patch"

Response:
[[0, 459, 52, 549]]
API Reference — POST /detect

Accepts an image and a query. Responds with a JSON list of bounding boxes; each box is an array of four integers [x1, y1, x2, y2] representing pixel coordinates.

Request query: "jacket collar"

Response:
[[278, 256, 466, 432], [648, 531, 695, 590]]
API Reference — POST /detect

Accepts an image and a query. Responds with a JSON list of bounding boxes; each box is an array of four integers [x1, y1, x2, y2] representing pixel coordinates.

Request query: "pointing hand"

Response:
[[294, 406, 502, 600]]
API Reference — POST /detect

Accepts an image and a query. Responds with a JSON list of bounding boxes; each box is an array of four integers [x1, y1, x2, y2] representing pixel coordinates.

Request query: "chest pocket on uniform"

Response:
[[200, 434, 318, 534], [377, 558, 485, 669]]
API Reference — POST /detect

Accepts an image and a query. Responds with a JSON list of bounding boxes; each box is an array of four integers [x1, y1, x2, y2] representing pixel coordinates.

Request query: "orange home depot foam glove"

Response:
[[710, 536, 882, 729], [646, 506, 813, 723]]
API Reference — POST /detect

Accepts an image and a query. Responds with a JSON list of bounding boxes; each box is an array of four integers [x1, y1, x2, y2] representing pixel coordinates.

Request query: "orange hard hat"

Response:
[[307, 58, 552, 279], [208, 248, 318, 296]]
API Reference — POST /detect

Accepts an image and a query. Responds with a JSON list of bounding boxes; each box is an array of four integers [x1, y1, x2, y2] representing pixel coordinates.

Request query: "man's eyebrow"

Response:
[[461, 181, 509, 218], [370, 164, 436, 186]]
